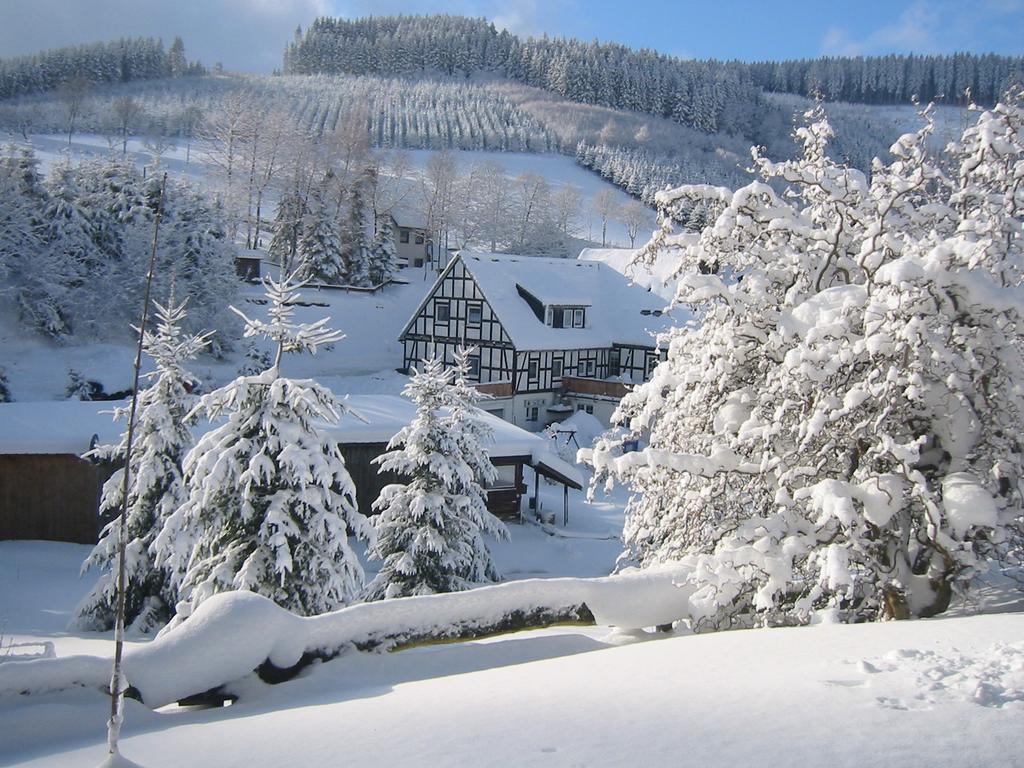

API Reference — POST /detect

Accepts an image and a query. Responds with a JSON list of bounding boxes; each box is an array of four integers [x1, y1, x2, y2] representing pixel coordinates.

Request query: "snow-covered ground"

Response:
[[2, 537, 1021, 767], [0, 270, 434, 401], [400, 148, 656, 247]]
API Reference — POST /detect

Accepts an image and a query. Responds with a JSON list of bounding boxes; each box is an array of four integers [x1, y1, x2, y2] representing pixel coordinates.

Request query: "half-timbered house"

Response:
[[399, 252, 678, 430]]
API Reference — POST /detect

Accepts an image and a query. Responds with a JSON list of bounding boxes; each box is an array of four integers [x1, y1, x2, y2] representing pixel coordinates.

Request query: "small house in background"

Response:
[[234, 251, 263, 282], [399, 252, 679, 431], [0, 401, 123, 544], [387, 208, 433, 268]]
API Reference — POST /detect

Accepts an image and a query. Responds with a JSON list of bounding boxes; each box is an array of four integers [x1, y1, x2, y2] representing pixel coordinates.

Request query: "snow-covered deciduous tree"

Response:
[[269, 190, 306, 272], [586, 97, 1024, 627], [74, 297, 211, 632], [365, 351, 508, 600], [170, 273, 372, 618]]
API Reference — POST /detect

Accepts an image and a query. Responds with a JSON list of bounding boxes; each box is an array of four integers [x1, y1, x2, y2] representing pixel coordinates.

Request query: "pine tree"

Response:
[[340, 177, 372, 286], [365, 352, 508, 600], [587, 98, 1024, 627], [298, 182, 345, 284], [74, 297, 210, 631], [368, 214, 398, 285], [170, 272, 372, 618]]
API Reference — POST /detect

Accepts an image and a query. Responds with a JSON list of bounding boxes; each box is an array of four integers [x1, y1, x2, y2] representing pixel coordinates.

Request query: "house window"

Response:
[[400, 229, 410, 244], [582, 360, 595, 377], [552, 359, 563, 379], [415, 232, 425, 245], [467, 303, 482, 326], [572, 309, 584, 328], [467, 355, 481, 379], [552, 308, 564, 328], [528, 360, 539, 380], [435, 301, 450, 322], [577, 404, 585, 411], [647, 356, 658, 376], [585, 405, 594, 414], [527, 406, 539, 422]]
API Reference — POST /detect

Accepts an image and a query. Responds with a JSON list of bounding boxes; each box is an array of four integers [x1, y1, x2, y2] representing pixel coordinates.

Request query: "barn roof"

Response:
[[457, 252, 679, 351], [331, 395, 583, 488], [0, 394, 583, 489], [0, 400, 127, 455]]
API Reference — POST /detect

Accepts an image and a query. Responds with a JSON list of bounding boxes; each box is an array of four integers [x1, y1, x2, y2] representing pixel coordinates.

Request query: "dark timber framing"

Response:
[[399, 253, 664, 429]]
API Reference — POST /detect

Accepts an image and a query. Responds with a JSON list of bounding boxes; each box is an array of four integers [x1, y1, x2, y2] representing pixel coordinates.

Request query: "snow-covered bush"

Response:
[[586, 96, 1024, 626], [366, 350, 508, 599], [168, 273, 372, 618], [75, 297, 210, 632]]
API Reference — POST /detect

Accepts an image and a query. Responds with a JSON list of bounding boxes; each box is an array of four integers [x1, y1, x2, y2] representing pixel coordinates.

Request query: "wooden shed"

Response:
[[0, 400, 123, 544]]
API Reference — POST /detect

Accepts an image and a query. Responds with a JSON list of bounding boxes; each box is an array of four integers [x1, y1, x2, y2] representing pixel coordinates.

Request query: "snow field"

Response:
[[5, 609, 1022, 767]]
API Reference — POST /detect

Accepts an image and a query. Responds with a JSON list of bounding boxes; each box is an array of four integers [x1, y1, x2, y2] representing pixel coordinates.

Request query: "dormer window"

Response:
[[547, 306, 586, 328]]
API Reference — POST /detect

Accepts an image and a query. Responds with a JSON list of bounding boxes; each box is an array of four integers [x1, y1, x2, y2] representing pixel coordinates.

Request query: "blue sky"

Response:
[[1, 0, 1022, 73]]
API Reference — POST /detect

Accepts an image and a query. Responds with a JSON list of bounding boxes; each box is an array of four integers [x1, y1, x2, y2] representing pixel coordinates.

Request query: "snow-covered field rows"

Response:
[[25, 133, 654, 248], [3, 541, 1021, 767]]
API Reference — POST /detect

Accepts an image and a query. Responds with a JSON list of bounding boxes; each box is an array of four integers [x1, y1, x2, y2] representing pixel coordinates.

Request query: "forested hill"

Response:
[[0, 37, 205, 100], [284, 15, 1024, 132]]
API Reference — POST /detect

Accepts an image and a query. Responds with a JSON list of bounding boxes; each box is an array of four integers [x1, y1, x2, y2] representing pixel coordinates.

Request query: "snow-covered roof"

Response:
[[332, 395, 583, 488], [578, 245, 691, 303], [458, 252, 678, 351], [0, 395, 582, 488], [0, 400, 127, 455], [388, 206, 428, 231]]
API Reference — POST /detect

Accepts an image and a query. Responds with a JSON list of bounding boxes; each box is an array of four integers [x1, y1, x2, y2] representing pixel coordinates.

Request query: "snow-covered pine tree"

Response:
[[365, 352, 508, 600], [298, 180, 345, 284], [368, 213, 398, 285], [586, 98, 1024, 627], [74, 296, 211, 632], [170, 272, 372, 618], [446, 347, 510, 579], [340, 176, 372, 286], [13, 152, 84, 338]]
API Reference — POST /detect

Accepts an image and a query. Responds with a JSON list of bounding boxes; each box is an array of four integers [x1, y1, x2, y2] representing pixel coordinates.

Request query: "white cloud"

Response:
[[0, 0, 332, 73], [820, 0, 1022, 57]]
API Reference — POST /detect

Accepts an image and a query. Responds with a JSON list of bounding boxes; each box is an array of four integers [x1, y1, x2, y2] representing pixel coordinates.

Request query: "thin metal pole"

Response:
[[107, 173, 167, 758]]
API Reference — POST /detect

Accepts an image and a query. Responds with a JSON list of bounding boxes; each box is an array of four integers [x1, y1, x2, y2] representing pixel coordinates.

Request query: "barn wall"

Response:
[[339, 442, 525, 518], [0, 454, 106, 544], [338, 442, 402, 517]]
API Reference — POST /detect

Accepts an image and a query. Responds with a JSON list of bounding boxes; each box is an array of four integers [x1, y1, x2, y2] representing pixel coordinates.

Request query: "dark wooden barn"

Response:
[[0, 395, 582, 544], [0, 401, 123, 544]]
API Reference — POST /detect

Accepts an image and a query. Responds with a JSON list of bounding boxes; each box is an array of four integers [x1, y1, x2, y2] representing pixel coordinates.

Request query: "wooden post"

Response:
[[563, 484, 569, 526], [106, 173, 167, 762], [533, 469, 539, 522]]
